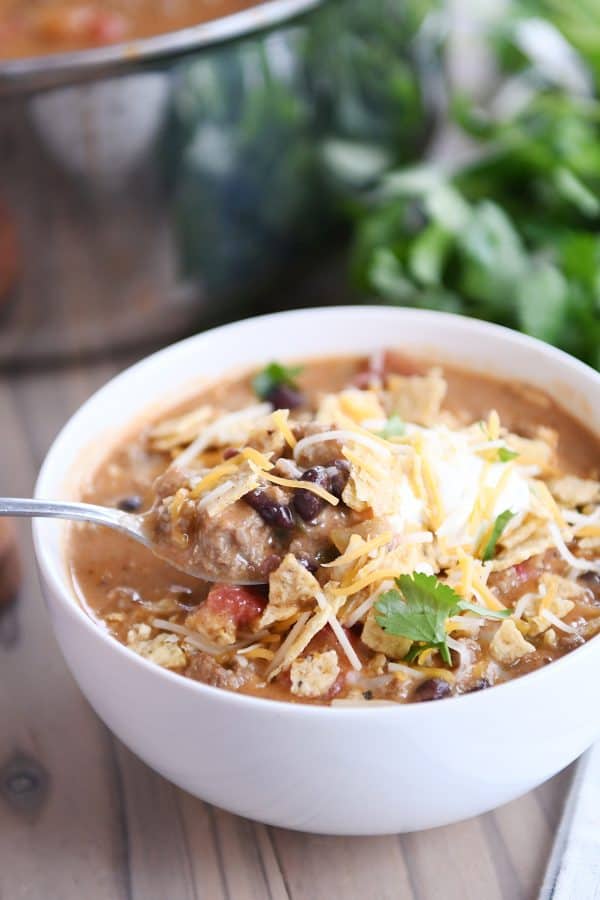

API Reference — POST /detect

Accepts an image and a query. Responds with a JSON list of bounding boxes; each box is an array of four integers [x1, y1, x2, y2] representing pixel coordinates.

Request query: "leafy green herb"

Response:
[[375, 572, 511, 665], [481, 509, 516, 561], [379, 413, 406, 439], [252, 362, 302, 400], [457, 601, 511, 620], [348, 2, 600, 371], [497, 447, 519, 462], [375, 573, 462, 665]]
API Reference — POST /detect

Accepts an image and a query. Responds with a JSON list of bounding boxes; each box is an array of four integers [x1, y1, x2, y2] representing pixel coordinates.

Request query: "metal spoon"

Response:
[[0, 497, 261, 584]]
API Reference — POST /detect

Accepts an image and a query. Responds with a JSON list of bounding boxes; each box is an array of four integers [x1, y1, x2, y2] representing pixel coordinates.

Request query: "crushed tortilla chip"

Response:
[[127, 624, 187, 669], [549, 475, 600, 508], [385, 369, 447, 426], [489, 619, 535, 665], [291, 650, 340, 697], [361, 608, 412, 659], [316, 389, 385, 427], [342, 446, 407, 516], [505, 434, 557, 474], [267, 584, 345, 679], [148, 405, 215, 451], [261, 554, 321, 627], [490, 529, 554, 571]]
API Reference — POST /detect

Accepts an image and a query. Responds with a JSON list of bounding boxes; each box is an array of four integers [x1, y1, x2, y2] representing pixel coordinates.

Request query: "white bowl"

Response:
[[33, 307, 600, 835]]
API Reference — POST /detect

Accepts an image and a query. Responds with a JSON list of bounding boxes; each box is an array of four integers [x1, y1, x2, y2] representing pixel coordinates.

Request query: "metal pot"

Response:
[[0, 0, 439, 364]]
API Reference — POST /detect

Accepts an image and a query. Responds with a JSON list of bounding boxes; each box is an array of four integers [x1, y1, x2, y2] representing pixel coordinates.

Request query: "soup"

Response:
[[0, 0, 260, 60], [68, 352, 600, 705]]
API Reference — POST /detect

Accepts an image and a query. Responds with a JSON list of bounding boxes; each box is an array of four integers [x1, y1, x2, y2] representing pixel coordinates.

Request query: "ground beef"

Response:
[[184, 504, 278, 581], [186, 653, 260, 691], [294, 423, 345, 468]]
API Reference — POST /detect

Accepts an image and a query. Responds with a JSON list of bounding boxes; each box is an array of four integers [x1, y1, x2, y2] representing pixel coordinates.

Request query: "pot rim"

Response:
[[0, 0, 324, 95]]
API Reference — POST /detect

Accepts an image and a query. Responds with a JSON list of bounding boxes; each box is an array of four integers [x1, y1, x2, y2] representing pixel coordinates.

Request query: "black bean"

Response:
[[362, 690, 374, 700], [463, 678, 490, 694], [296, 552, 319, 574], [328, 459, 351, 498], [117, 495, 143, 513], [293, 466, 328, 521], [260, 554, 283, 577], [244, 489, 295, 530], [580, 571, 600, 603], [412, 678, 452, 703], [293, 490, 324, 522], [267, 385, 304, 410], [302, 466, 329, 486]]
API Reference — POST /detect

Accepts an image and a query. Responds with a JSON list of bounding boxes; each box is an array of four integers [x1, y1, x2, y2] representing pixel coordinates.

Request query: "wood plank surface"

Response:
[[0, 354, 572, 900]]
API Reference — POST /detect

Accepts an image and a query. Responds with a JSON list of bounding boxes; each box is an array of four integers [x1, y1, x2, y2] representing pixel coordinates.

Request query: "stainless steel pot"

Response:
[[0, 0, 439, 364]]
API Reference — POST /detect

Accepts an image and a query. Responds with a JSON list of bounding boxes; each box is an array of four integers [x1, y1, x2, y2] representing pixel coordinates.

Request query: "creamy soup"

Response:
[[68, 352, 600, 705]]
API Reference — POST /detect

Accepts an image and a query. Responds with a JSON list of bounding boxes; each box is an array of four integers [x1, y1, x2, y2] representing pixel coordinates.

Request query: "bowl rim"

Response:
[[33, 305, 600, 718], [0, 0, 323, 94]]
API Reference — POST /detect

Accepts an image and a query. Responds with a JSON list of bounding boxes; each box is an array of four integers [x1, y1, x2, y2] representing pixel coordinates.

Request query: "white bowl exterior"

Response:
[[33, 307, 600, 834]]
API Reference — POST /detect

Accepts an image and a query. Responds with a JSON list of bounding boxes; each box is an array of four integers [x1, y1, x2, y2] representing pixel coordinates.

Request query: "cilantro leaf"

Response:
[[252, 362, 302, 400], [379, 413, 406, 439], [497, 447, 518, 462], [457, 600, 510, 619], [375, 573, 463, 666], [481, 509, 515, 561]]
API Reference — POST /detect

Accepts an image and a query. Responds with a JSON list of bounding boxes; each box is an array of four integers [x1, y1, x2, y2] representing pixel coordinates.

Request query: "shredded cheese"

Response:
[[314, 591, 362, 671], [248, 462, 339, 506], [294, 428, 391, 462], [332, 567, 406, 598], [322, 532, 393, 568], [576, 524, 600, 538], [174, 402, 271, 467], [271, 409, 297, 449], [472, 576, 506, 612], [265, 612, 311, 678], [549, 522, 600, 573], [190, 462, 239, 497]]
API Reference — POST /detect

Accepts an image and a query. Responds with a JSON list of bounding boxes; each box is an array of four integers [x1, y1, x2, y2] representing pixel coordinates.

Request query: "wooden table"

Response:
[[0, 352, 572, 900]]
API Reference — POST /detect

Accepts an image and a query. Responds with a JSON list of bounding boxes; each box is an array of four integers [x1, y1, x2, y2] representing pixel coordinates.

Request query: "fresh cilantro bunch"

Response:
[[375, 573, 509, 665], [350, 2, 600, 368]]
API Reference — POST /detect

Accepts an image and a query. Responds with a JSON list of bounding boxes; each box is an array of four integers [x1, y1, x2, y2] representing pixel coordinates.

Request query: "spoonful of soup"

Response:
[[0, 495, 269, 584], [0, 446, 353, 585]]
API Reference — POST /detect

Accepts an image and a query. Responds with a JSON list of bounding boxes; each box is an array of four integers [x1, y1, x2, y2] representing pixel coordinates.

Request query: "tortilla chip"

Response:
[[549, 475, 600, 508], [261, 554, 321, 627], [316, 389, 385, 427], [505, 434, 557, 474], [148, 405, 215, 451], [385, 369, 447, 426], [342, 446, 407, 516], [490, 530, 554, 571]]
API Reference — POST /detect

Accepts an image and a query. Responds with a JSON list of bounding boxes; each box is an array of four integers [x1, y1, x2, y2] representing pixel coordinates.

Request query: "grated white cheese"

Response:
[[548, 522, 600, 573], [294, 428, 392, 461], [539, 608, 577, 634], [315, 590, 362, 671], [174, 402, 271, 467]]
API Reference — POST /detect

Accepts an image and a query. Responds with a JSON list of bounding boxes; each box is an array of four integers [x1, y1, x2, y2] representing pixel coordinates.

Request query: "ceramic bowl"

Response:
[[33, 307, 600, 834]]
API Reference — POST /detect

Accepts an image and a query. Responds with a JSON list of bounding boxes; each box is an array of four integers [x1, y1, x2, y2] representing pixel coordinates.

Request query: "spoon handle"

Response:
[[0, 498, 149, 545]]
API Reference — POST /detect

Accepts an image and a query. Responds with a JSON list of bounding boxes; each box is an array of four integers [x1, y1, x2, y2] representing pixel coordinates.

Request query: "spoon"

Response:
[[0, 497, 261, 585]]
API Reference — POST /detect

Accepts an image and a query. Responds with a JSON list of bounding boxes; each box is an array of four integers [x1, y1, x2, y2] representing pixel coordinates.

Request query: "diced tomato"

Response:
[[204, 584, 266, 630], [87, 9, 128, 43]]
